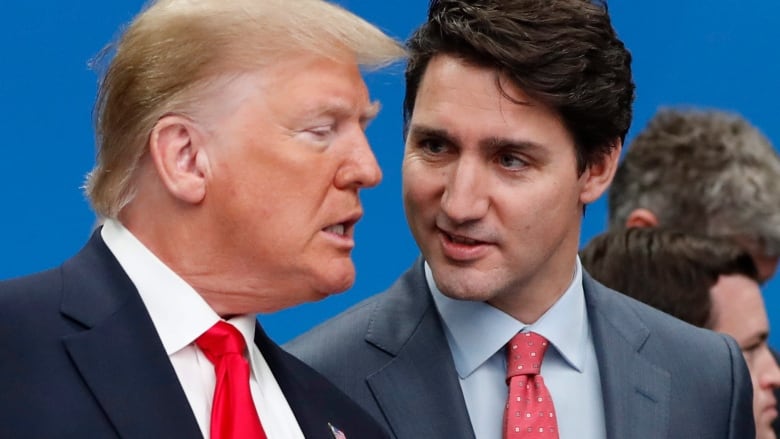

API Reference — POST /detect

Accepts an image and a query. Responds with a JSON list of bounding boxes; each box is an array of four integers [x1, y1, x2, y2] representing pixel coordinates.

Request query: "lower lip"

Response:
[[321, 229, 355, 249], [438, 230, 490, 261]]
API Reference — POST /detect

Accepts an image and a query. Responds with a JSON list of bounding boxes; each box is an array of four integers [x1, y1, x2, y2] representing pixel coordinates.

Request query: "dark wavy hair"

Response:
[[581, 227, 759, 328], [404, 0, 635, 172]]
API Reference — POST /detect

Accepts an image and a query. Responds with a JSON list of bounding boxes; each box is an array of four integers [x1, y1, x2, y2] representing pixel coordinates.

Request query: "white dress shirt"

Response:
[[427, 258, 606, 439], [101, 219, 305, 439]]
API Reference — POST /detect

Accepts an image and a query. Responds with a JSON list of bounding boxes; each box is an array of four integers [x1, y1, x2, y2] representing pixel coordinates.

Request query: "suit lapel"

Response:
[[60, 232, 201, 438], [253, 322, 330, 438], [583, 273, 671, 439], [364, 260, 475, 439], [257, 322, 386, 438]]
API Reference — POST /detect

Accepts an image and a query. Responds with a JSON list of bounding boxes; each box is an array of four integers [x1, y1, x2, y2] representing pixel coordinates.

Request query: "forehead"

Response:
[[410, 55, 574, 148], [199, 54, 373, 125], [710, 274, 768, 335]]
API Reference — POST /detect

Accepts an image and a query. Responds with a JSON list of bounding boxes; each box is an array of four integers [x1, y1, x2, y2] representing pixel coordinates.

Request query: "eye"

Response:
[[308, 125, 335, 138], [419, 138, 449, 155], [739, 340, 766, 363], [741, 344, 759, 354], [497, 153, 527, 170], [301, 125, 336, 145]]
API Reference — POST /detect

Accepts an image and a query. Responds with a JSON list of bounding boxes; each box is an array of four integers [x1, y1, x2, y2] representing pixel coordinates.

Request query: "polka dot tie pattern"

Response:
[[504, 332, 559, 438], [196, 321, 268, 439]]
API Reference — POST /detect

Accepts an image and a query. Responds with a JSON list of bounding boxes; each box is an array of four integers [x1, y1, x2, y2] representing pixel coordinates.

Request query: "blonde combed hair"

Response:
[[85, 0, 405, 218]]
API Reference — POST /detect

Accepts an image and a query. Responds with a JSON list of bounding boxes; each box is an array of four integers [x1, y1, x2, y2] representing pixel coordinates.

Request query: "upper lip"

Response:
[[323, 210, 363, 235], [437, 225, 490, 245]]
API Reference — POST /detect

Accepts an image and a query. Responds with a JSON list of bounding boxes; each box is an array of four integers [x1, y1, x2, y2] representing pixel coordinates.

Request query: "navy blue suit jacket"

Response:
[[0, 231, 387, 439], [286, 258, 755, 439]]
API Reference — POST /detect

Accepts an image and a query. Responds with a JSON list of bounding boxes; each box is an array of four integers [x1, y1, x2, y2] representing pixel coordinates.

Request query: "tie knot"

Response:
[[196, 321, 247, 362], [506, 331, 549, 380]]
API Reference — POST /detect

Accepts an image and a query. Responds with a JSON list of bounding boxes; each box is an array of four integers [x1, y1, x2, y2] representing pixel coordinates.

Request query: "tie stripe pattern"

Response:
[[196, 321, 268, 439], [504, 332, 559, 438]]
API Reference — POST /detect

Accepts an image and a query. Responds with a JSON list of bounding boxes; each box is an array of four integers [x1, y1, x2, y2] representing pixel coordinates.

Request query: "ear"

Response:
[[625, 208, 659, 228], [579, 138, 621, 205], [148, 114, 209, 205]]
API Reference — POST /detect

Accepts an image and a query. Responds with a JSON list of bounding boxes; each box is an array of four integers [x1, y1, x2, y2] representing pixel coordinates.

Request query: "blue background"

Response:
[[2, 1, 779, 344]]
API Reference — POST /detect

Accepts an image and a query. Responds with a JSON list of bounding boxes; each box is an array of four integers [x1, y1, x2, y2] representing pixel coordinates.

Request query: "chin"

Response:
[[316, 267, 356, 297], [435, 280, 494, 302], [756, 414, 778, 439], [756, 426, 776, 439], [432, 269, 499, 301]]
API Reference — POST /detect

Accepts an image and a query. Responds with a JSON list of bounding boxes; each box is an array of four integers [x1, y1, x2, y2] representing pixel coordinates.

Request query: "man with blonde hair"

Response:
[[0, 0, 403, 437]]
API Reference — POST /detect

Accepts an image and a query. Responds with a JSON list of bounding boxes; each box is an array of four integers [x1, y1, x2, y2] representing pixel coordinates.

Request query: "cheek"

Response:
[[537, 178, 582, 222], [404, 160, 449, 197], [500, 182, 565, 228], [403, 169, 431, 209]]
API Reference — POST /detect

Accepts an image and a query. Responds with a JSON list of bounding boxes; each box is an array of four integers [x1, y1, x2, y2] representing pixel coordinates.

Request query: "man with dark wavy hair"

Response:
[[287, 1, 754, 438]]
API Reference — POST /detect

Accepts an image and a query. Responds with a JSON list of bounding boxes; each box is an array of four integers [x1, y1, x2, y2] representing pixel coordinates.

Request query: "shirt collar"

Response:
[[101, 219, 224, 355], [428, 257, 589, 378]]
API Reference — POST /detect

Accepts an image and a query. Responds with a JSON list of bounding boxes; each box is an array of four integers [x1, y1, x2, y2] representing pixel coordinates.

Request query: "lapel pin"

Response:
[[328, 422, 347, 439]]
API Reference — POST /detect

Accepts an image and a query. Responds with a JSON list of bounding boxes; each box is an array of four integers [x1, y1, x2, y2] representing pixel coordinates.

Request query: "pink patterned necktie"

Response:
[[196, 321, 268, 439], [504, 332, 559, 438]]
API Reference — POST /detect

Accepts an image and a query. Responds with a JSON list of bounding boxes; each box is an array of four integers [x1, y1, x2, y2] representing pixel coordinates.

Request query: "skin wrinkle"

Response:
[[123, 55, 383, 316]]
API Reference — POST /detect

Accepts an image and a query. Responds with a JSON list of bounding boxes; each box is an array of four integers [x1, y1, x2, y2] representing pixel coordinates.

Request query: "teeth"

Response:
[[325, 224, 345, 236], [449, 234, 478, 245]]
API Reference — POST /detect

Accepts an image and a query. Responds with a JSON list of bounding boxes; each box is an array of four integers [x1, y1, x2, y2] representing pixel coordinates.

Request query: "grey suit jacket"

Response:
[[286, 258, 755, 439]]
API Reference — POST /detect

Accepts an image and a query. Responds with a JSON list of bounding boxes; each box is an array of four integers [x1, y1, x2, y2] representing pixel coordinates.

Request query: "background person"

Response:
[[609, 108, 780, 282], [581, 227, 780, 439], [608, 107, 780, 435]]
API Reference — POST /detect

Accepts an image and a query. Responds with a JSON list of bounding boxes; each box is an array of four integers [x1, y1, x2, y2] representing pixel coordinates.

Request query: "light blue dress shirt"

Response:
[[427, 258, 606, 439]]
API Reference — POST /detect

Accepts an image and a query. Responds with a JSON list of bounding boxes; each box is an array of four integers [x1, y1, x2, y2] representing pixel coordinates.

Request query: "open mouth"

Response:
[[324, 223, 346, 236], [442, 229, 485, 246], [322, 214, 360, 239], [445, 232, 481, 245], [437, 228, 491, 261]]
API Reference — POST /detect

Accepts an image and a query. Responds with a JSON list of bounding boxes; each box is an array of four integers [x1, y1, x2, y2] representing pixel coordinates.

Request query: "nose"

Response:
[[335, 130, 383, 189], [759, 347, 780, 390], [440, 156, 489, 224]]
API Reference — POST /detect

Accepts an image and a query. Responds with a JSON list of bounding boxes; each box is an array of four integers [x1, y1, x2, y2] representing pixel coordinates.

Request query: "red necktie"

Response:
[[504, 332, 559, 438], [196, 321, 268, 439]]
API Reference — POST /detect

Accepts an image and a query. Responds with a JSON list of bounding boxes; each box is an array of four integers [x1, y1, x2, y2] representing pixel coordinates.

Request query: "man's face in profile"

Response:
[[200, 54, 382, 309], [709, 273, 780, 439], [402, 54, 595, 319]]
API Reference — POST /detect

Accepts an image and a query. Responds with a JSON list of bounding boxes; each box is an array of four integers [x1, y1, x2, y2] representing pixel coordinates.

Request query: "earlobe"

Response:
[[149, 115, 208, 205], [625, 208, 659, 228], [579, 138, 621, 205]]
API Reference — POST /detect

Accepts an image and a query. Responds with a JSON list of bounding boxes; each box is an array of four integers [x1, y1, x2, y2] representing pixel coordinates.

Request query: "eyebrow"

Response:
[[303, 99, 381, 127], [361, 100, 381, 125], [407, 123, 547, 152], [741, 331, 769, 349], [406, 125, 453, 143]]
